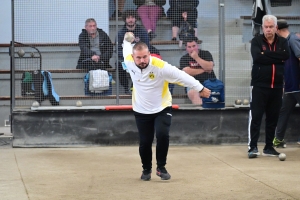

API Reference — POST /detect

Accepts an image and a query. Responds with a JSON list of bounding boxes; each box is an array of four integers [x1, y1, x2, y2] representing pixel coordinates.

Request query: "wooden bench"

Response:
[[0, 94, 188, 101], [0, 69, 116, 74], [0, 69, 188, 101], [0, 41, 195, 102], [240, 16, 300, 20], [0, 40, 202, 48]]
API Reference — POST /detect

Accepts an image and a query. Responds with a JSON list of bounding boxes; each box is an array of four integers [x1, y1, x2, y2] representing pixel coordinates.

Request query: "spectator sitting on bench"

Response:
[[133, 0, 166, 41], [180, 36, 216, 105], [167, 0, 199, 41], [77, 18, 113, 71], [117, 10, 150, 94]]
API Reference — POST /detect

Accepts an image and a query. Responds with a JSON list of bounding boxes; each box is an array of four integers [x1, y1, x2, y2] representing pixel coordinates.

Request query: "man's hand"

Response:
[[199, 87, 211, 98], [190, 50, 199, 60], [91, 55, 100, 62], [182, 67, 191, 73]]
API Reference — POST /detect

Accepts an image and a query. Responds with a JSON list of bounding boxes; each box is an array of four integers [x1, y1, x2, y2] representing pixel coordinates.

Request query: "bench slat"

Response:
[[0, 40, 202, 48], [240, 16, 300, 20], [0, 69, 116, 74], [0, 94, 187, 100]]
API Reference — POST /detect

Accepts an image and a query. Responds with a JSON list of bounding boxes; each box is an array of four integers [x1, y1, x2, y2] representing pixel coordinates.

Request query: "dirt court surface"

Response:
[[1, 145, 300, 200]]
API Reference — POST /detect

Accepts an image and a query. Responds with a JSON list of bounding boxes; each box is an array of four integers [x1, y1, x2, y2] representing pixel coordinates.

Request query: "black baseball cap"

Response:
[[277, 19, 289, 30]]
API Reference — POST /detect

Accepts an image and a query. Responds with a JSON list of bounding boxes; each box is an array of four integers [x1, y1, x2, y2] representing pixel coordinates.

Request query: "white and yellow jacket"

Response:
[[123, 40, 204, 114]]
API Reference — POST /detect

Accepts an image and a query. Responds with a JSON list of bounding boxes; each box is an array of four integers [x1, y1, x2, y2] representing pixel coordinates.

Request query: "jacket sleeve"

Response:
[[78, 32, 95, 59], [99, 30, 113, 62], [163, 62, 204, 92], [251, 37, 289, 65], [263, 39, 290, 62], [123, 40, 133, 62], [117, 30, 125, 59], [133, 0, 144, 6], [179, 0, 199, 12], [154, 0, 166, 6], [191, 0, 199, 8], [290, 33, 300, 58], [169, 0, 176, 8]]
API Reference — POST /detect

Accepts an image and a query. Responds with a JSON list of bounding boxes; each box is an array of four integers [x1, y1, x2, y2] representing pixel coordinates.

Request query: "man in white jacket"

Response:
[[123, 32, 211, 181]]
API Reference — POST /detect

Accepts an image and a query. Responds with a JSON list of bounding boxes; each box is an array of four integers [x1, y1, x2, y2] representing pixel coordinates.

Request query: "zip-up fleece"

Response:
[[250, 34, 290, 88], [123, 40, 204, 114]]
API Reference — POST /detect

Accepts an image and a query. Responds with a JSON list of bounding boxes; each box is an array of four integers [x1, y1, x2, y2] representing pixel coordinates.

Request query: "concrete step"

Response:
[[198, 18, 240, 28], [224, 69, 251, 78], [0, 44, 188, 70], [224, 52, 250, 60], [225, 60, 252, 70], [198, 27, 242, 36], [224, 77, 251, 88]]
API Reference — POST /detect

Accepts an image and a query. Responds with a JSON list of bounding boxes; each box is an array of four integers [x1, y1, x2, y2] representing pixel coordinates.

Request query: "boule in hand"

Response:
[[124, 32, 135, 43]]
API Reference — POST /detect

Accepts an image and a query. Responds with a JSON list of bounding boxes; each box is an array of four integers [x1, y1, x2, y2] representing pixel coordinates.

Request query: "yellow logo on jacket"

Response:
[[149, 72, 155, 80]]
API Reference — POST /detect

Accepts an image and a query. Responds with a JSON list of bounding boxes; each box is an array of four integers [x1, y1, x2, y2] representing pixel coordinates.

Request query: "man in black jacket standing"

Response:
[[77, 18, 113, 70], [248, 15, 289, 158]]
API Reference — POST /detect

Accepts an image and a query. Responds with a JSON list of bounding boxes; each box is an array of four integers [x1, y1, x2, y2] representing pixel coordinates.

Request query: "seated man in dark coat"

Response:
[[76, 18, 113, 71]]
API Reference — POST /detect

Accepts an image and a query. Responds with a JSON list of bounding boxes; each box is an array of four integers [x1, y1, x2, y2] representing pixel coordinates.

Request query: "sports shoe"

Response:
[[263, 146, 280, 156], [297, 140, 300, 145], [273, 137, 286, 148], [148, 31, 157, 41], [156, 167, 171, 180], [111, 10, 122, 19], [141, 169, 151, 181], [248, 147, 260, 158], [124, 88, 132, 95]]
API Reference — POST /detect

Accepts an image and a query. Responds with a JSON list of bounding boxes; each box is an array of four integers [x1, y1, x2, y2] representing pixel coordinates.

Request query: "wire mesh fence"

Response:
[[4, 0, 299, 109]]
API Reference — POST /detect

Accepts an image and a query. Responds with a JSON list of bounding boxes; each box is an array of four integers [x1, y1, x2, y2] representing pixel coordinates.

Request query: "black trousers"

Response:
[[77, 60, 110, 71], [117, 61, 129, 90], [134, 106, 172, 170], [275, 92, 300, 140], [248, 86, 282, 149]]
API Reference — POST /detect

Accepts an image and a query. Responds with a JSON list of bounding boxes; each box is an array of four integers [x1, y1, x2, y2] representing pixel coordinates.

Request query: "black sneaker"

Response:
[[263, 146, 280, 156], [111, 10, 122, 19], [124, 89, 132, 95], [156, 167, 171, 180], [273, 137, 287, 148], [141, 169, 151, 181], [148, 31, 157, 41], [248, 147, 260, 159]]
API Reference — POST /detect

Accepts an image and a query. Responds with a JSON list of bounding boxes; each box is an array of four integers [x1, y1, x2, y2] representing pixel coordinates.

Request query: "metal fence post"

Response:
[[219, 0, 225, 82]]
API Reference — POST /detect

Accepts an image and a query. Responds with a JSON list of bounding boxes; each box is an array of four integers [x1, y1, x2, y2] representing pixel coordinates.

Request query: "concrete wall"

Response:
[[11, 108, 300, 147]]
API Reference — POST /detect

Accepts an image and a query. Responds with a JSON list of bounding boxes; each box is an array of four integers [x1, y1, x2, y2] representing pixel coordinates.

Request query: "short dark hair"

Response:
[[132, 41, 149, 52], [122, 10, 138, 22], [184, 36, 199, 44], [277, 19, 289, 30]]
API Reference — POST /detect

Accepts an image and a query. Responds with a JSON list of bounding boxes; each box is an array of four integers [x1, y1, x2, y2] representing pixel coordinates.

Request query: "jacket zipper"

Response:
[[266, 39, 277, 88]]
